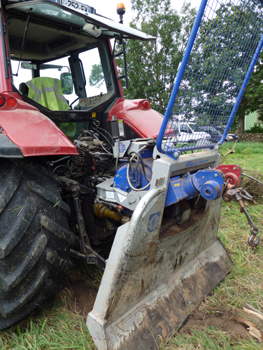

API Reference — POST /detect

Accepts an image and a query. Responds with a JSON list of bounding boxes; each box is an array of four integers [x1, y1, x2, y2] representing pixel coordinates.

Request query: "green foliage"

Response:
[[116, 0, 196, 114], [230, 114, 239, 132], [245, 123, 263, 134], [115, 0, 263, 132], [89, 63, 104, 88], [180, 3, 263, 130], [238, 50, 263, 121]]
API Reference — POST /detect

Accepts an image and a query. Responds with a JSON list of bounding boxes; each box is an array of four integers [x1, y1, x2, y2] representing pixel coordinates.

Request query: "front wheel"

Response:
[[0, 159, 73, 329]]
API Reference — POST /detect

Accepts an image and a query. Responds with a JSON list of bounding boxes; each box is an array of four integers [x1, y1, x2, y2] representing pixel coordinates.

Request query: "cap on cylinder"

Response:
[[200, 180, 222, 200]]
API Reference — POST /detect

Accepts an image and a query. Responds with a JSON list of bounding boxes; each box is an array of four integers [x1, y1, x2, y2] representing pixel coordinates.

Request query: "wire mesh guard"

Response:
[[157, 0, 263, 156]]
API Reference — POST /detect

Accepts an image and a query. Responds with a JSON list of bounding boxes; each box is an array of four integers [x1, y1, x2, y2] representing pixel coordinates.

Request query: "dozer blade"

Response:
[[87, 181, 233, 350]]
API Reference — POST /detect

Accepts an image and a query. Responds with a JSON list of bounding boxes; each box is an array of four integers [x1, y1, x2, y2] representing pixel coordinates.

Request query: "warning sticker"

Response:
[[119, 142, 126, 153], [148, 212, 161, 232], [106, 191, 114, 199]]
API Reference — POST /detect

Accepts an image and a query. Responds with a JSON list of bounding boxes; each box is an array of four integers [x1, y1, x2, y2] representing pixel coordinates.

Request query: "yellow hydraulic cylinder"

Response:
[[93, 203, 129, 224]]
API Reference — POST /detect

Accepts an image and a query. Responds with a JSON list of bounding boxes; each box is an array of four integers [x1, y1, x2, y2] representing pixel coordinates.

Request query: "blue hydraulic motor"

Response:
[[165, 169, 225, 207], [113, 159, 225, 207]]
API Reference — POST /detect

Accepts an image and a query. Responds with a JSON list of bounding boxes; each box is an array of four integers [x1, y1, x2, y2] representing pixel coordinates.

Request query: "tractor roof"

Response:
[[4, 0, 155, 62]]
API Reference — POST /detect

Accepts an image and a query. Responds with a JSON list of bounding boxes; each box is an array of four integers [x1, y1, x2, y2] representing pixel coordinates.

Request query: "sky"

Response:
[[85, 0, 201, 25]]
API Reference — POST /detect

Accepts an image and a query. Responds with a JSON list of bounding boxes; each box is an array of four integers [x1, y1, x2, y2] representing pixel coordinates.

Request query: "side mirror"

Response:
[[60, 72, 73, 95]]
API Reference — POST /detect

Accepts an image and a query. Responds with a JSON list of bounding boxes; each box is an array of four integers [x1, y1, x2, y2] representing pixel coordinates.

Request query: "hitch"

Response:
[[71, 185, 106, 269], [59, 177, 106, 269], [223, 187, 260, 248], [71, 185, 90, 252]]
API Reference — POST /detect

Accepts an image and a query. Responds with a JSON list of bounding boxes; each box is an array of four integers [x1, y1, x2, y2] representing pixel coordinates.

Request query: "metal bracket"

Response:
[[70, 248, 105, 271]]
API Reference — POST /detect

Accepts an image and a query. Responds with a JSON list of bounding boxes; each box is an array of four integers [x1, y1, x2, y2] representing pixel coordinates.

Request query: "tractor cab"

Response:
[[2, 0, 161, 144]]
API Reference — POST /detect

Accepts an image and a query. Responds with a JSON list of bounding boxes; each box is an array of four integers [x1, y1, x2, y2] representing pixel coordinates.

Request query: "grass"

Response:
[[0, 303, 95, 350], [1, 141, 263, 349], [163, 142, 263, 349], [219, 141, 263, 168], [166, 330, 263, 350]]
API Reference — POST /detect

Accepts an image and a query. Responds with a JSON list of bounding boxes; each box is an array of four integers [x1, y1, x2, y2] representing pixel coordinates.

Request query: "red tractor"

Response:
[[0, 0, 261, 349], [0, 0, 163, 331]]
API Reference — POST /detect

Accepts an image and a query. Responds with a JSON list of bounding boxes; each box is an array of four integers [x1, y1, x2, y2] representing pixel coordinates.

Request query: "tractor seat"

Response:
[[19, 82, 29, 96]]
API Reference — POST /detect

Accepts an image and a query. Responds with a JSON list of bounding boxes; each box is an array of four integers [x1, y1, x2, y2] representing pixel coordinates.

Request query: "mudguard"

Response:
[[108, 98, 163, 139], [0, 92, 78, 157]]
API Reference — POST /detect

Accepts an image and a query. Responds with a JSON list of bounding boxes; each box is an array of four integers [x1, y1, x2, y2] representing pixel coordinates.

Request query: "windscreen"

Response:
[[11, 47, 107, 108]]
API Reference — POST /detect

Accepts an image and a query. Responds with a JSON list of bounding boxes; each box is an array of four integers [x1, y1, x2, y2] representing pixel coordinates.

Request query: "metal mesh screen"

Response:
[[157, 0, 263, 157]]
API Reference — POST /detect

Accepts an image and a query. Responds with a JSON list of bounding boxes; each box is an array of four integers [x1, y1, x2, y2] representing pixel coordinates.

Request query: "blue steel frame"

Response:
[[157, 0, 263, 159]]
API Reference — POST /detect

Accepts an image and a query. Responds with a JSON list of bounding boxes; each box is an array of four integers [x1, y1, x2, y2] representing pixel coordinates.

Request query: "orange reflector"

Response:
[[7, 98, 16, 108], [117, 2, 125, 15], [0, 95, 5, 107], [142, 100, 151, 109]]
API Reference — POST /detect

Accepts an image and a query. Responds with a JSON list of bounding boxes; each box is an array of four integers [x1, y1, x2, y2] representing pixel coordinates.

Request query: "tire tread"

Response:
[[0, 159, 73, 329]]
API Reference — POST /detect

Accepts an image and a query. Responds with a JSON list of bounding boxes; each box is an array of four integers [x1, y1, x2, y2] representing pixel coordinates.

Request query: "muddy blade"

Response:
[[87, 188, 233, 350]]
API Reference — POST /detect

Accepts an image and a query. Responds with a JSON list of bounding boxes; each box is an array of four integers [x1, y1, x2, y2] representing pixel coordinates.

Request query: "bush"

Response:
[[245, 123, 263, 133]]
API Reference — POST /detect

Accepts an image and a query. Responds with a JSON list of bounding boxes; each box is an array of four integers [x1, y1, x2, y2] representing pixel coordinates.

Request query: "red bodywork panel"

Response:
[[108, 98, 163, 139], [0, 93, 78, 157]]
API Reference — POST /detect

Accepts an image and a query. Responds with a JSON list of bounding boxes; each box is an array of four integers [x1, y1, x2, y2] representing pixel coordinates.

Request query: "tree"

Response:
[[89, 63, 104, 88], [174, 2, 263, 132], [117, 0, 196, 115], [237, 50, 263, 132]]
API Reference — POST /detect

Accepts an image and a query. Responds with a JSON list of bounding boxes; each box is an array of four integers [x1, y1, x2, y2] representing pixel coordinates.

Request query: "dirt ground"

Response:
[[61, 271, 251, 343], [179, 304, 250, 341], [61, 268, 98, 319]]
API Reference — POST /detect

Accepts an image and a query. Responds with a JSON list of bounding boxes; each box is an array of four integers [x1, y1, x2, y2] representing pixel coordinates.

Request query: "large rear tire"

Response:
[[0, 159, 73, 329]]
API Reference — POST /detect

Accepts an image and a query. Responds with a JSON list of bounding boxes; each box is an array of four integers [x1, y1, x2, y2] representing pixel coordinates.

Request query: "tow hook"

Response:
[[223, 187, 260, 248], [248, 229, 260, 248]]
